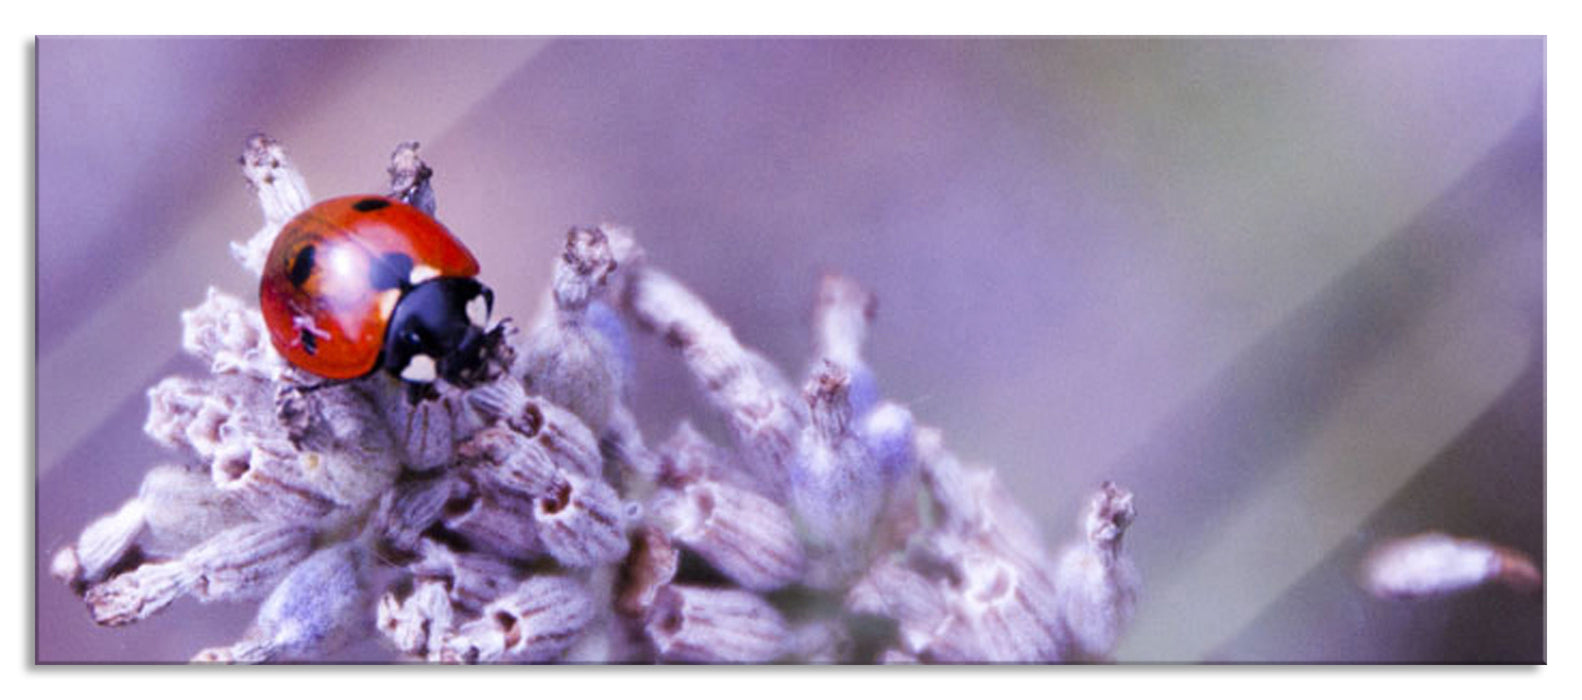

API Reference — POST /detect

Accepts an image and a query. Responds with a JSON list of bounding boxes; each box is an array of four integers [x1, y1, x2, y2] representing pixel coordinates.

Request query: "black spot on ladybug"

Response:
[[352, 197, 390, 212], [300, 329, 319, 355], [369, 252, 415, 291], [289, 245, 316, 287]]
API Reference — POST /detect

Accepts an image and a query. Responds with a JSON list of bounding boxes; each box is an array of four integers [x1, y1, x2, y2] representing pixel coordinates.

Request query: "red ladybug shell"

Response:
[[260, 195, 480, 379]]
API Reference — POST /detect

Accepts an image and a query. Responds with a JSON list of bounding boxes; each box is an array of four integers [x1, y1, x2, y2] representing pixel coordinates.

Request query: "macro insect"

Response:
[[259, 195, 503, 403]]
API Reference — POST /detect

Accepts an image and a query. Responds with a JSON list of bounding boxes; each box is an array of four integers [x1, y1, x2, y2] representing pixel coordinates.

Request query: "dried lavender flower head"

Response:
[[52, 134, 1143, 664]]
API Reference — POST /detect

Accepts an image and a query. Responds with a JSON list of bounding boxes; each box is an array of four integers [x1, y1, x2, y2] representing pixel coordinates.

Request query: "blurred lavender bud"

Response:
[[232, 133, 312, 275], [617, 526, 679, 619], [860, 402, 921, 551], [644, 584, 788, 664], [878, 649, 919, 664], [385, 141, 435, 215], [439, 575, 595, 664], [656, 421, 765, 495], [931, 552, 1065, 663], [198, 543, 370, 663], [181, 287, 286, 379], [534, 469, 630, 568], [410, 538, 522, 613], [846, 554, 950, 657], [1363, 532, 1542, 599], [650, 479, 805, 591], [792, 363, 885, 588], [811, 273, 879, 416], [68, 497, 147, 585], [914, 427, 976, 532], [788, 619, 852, 664], [603, 402, 663, 481], [86, 523, 315, 626], [49, 547, 84, 589], [137, 464, 252, 557], [1054, 481, 1139, 661], [858, 401, 915, 485], [378, 578, 455, 660], [621, 266, 805, 498]]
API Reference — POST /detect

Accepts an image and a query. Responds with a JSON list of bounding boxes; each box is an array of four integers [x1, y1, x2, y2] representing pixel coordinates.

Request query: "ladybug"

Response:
[[260, 195, 501, 401]]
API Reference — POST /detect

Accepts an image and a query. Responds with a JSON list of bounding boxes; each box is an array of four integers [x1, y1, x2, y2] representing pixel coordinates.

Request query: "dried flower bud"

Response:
[[464, 385, 605, 481], [371, 474, 458, 562], [144, 376, 232, 456], [378, 387, 471, 471], [793, 363, 885, 588], [439, 575, 595, 664], [846, 555, 950, 656], [180, 522, 319, 602], [617, 526, 679, 619], [86, 522, 315, 626], [232, 133, 311, 275], [644, 584, 788, 664], [181, 288, 285, 378], [86, 560, 195, 627], [1053, 482, 1139, 661], [378, 578, 455, 659], [70, 497, 148, 584], [519, 226, 634, 436], [811, 273, 878, 416], [137, 465, 252, 557], [651, 480, 804, 591], [621, 266, 806, 498], [1363, 532, 1542, 599], [50, 547, 84, 588], [410, 539, 522, 613], [534, 470, 630, 568], [196, 543, 370, 663], [439, 472, 545, 562], [656, 421, 764, 494], [386, 141, 435, 215], [929, 552, 1065, 663], [859, 401, 915, 484], [213, 438, 341, 524]]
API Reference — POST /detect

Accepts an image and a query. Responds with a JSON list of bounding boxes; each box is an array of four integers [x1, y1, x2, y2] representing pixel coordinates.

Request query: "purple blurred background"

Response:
[[35, 37, 1544, 663]]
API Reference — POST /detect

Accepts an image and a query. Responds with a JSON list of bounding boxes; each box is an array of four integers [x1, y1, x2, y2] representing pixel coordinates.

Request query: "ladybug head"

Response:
[[380, 276, 503, 392]]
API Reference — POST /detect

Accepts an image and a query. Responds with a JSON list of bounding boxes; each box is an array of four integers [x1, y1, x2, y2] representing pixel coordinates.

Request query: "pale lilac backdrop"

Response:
[[36, 37, 1544, 663]]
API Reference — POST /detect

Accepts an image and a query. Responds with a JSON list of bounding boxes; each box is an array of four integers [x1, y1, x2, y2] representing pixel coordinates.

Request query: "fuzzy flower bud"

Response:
[[650, 479, 805, 591], [181, 287, 285, 379], [1363, 532, 1542, 599], [644, 585, 788, 664], [194, 543, 369, 663], [231, 133, 311, 275], [439, 575, 595, 664], [1053, 482, 1139, 661], [86, 523, 316, 626], [386, 141, 435, 215]]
